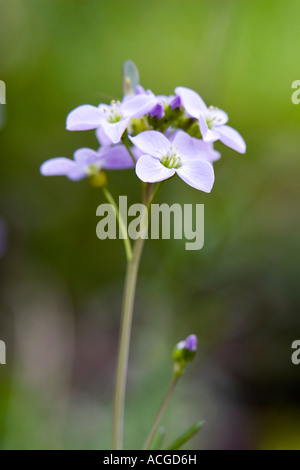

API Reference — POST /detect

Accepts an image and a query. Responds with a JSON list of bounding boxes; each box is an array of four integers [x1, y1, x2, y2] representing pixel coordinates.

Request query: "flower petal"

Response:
[[175, 87, 207, 118], [215, 125, 246, 154], [66, 105, 102, 131], [192, 138, 221, 163], [121, 94, 158, 118], [99, 118, 130, 144], [96, 127, 113, 146], [130, 131, 170, 158], [40, 157, 77, 176], [74, 148, 101, 165], [171, 130, 200, 160], [171, 130, 221, 163], [100, 145, 135, 169], [136, 155, 175, 183], [67, 167, 87, 181], [176, 160, 215, 192]]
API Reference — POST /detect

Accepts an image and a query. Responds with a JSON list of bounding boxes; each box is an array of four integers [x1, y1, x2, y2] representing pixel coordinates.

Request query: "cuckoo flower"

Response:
[[130, 130, 215, 192], [40, 145, 134, 181], [175, 87, 246, 154], [66, 94, 158, 144]]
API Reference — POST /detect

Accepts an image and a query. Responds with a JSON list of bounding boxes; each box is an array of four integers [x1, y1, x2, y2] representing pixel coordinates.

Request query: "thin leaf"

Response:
[[123, 60, 139, 95], [166, 421, 204, 450], [149, 426, 165, 450]]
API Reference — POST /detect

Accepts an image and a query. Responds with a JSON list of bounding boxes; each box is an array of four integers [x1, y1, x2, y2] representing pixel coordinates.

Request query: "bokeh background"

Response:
[[0, 0, 300, 450]]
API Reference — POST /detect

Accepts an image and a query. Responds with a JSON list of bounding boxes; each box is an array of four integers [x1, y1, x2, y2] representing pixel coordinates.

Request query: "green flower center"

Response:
[[106, 100, 123, 123], [206, 106, 225, 129], [86, 164, 100, 176], [161, 147, 181, 169]]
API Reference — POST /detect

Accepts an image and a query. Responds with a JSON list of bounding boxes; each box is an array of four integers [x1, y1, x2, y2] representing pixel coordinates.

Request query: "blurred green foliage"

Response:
[[0, 0, 299, 449]]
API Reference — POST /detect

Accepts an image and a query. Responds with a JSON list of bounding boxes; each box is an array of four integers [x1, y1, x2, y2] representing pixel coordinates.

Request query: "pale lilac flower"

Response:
[[175, 87, 246, 154], [130, 130, 215, 192], [66, 94, 158, 144], [40, 145, 134, 181]]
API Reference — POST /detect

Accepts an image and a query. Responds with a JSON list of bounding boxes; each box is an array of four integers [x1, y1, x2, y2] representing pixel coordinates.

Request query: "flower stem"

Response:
[[147, 181, 165, 208], [112, 183, 153, 450], [143, 376, 179, 450], [123, 139, 136, 164], [102, 187, 132, 262]]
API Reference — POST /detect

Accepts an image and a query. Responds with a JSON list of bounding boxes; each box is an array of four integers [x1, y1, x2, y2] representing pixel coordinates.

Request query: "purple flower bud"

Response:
[[170, 94, 181, 110], [173, 334, 198, 377], [184, 334, 197, 352], [149, 102, 165, 120]]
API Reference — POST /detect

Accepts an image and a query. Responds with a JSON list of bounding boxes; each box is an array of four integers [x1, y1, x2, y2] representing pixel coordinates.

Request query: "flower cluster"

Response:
[[40, 62, 246, 192]]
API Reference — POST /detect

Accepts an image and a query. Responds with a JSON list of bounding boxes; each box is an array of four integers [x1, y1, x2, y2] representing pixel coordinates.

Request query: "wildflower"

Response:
[[66, 94, 158, 144], [175, 87, 246, 153], [130, 130, 215, 192], [40, 145, 134, 181], [173, 334, 198, 377]]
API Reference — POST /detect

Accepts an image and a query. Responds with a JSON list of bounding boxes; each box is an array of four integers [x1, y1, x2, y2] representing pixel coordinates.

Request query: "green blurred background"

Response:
[[0, 0, 299, 450]]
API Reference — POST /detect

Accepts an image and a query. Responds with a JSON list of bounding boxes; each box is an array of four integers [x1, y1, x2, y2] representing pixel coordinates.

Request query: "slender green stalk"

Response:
[[147, 181, 165, 208], [112, 183, 153, 450], [143, 376, 178, 450], [102, 187, 132, 262], [123, 139, 137, 164]]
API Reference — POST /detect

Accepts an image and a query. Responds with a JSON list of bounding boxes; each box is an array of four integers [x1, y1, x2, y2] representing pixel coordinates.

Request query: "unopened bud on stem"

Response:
[[173, 334, 197, 378]]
